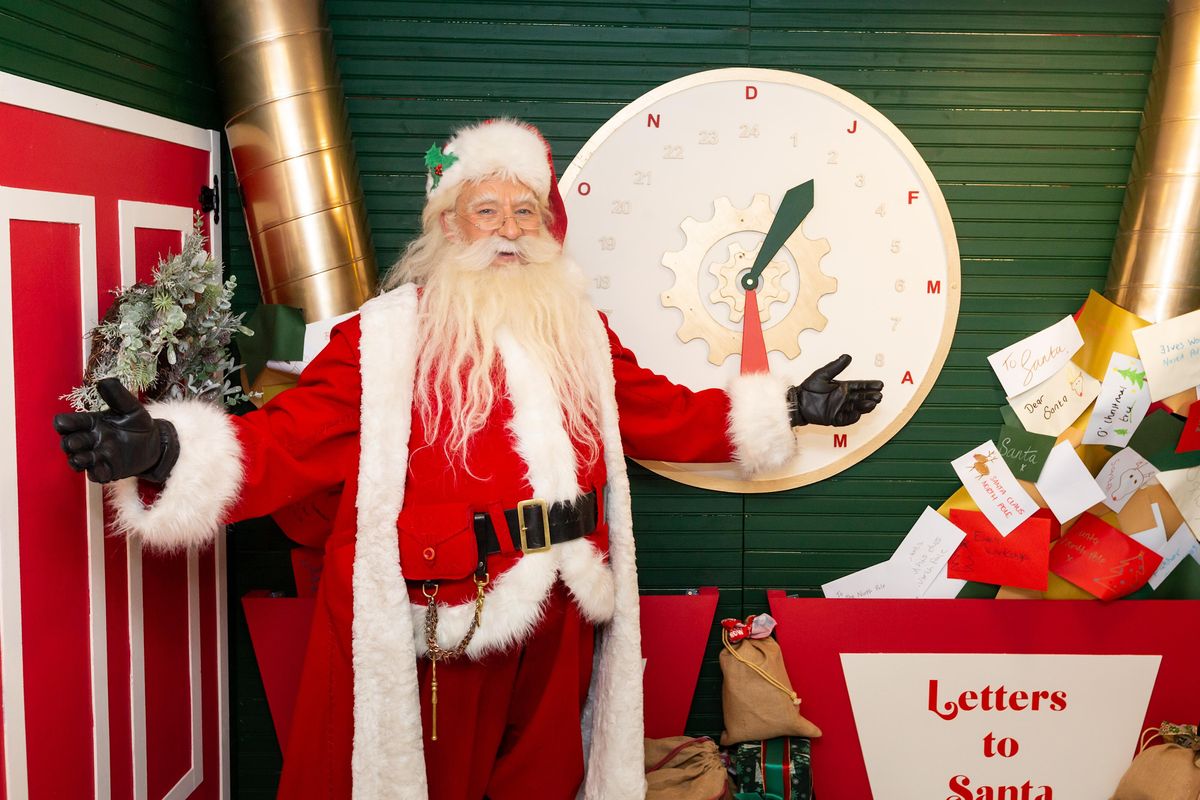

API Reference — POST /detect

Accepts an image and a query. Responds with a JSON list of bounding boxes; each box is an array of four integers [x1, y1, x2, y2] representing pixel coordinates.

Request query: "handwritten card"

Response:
[[1036, 442, 1106, 523], [1131, 307, 1200, 401], [1082, 352, 1152, 446], [988, 315, 1085, 397], [946, 509, 1052, 591], [996, 424, 1056, 481], [893, 507, 967, 595], [951, 441, 1039, 535], [1095, 448, 1158, 513], [1147, 524, 1200, 590], [1006, 363, 1101, 437], [1157, 466, 1200, 536], [919, 564, 968, 599], [822, 559, 918, 599], [1048, 513, 1163, 601]]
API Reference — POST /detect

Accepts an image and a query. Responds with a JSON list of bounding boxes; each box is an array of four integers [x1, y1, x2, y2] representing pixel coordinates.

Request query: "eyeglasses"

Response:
[[456, 208, 542, 232]]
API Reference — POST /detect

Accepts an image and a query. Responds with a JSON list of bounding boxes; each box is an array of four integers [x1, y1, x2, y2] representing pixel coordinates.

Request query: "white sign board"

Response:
[[841, 653, 1160, 800]]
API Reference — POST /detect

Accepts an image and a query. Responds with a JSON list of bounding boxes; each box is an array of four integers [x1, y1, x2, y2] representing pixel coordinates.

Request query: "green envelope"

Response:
[[996, 424, 1056, 481]]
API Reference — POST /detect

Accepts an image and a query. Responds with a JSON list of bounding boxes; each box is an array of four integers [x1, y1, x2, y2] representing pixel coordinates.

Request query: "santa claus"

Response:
[[54, 119, 882, 800]]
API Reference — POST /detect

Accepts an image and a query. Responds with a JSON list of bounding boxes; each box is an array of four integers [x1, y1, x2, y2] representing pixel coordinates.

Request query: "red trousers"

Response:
[[417, 582, 596, 800]]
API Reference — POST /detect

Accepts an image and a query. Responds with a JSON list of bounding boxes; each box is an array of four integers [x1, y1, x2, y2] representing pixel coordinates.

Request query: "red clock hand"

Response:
[[741, 288, 769, 375]]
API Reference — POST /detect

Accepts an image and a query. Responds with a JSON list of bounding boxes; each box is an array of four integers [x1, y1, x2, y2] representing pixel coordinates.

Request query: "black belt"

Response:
[[472, 490, 599, 558]]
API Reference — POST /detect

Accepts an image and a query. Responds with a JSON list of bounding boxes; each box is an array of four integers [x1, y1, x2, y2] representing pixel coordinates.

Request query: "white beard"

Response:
[[413, 234, 601, 469]]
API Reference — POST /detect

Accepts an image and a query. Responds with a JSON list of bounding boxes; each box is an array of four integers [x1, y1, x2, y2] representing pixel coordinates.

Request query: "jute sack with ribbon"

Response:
[[1111, 722, 1200, 800], [719, 615, 822, 746], [644, 736, 734, 800]]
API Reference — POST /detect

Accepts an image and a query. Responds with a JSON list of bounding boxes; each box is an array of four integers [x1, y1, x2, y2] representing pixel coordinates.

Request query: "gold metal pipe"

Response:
[[1106, 0, 1200, 322], [206, 0, 376, 323]]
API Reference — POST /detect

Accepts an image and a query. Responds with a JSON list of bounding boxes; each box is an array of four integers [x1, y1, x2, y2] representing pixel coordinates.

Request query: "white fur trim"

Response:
[[496, 328, 580, 504], [426, 119, 551, 202], [350, 285, 427, 800], [409, 539, 614, 660], [412, 550, 558, 658], [557, 538, 616, 623], [727, 372, 799, 475], [576, 312, 647, 800], [105, 399, 242, 554]]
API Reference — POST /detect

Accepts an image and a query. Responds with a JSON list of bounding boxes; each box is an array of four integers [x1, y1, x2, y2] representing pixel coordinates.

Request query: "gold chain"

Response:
[[422, 574, 489, 741]]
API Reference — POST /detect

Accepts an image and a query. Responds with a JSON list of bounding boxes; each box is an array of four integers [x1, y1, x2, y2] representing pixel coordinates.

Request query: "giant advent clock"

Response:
[[560, 68, 960, 492]]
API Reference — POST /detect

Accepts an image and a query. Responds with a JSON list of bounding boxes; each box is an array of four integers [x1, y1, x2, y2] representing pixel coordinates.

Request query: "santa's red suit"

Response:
[[103, 121, 799, 800]]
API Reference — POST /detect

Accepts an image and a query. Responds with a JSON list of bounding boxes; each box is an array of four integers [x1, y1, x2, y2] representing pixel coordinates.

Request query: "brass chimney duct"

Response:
[[206, 0, 377, 322], [1105, 0, 1200, 322]]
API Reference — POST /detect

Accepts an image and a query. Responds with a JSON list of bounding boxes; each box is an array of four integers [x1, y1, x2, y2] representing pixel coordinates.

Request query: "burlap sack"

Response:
[[644, 736, 733, 800], [1110, 744, 1200, 799], [719, 632, 822, 746]]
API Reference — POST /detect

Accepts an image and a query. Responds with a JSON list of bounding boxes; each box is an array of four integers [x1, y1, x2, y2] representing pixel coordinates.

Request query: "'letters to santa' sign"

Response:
[[841, 653, 1159, 800]]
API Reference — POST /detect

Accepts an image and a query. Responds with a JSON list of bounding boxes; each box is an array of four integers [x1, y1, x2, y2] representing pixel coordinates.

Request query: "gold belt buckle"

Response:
[[517, 498, 552, 553]]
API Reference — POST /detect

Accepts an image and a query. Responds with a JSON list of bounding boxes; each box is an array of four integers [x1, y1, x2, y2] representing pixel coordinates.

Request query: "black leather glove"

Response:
[[53, 377, 179, 484], [787, 354, 884, 427]]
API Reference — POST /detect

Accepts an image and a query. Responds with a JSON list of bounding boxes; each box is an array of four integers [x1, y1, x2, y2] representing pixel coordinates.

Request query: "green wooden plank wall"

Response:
[[0, 0, 218, 129]]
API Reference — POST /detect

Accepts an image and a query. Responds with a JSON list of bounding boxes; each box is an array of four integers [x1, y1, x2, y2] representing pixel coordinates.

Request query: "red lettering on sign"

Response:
[[745, 85, 758, 100], [647, 113, 660, 128], [927, 280, 941, 294], [902, 371, 914, 384], [577, 182, 591, 196], [834, 433, 848, 448], [847, 119, 857, 134], [908, 190, 920, 204]]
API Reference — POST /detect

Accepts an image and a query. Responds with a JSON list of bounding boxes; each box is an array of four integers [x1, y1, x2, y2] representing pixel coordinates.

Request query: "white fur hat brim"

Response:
[[426, 118, 553, 202]]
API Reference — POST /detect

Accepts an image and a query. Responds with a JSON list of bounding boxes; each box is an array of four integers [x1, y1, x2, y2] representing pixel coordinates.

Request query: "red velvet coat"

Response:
[[108, 283, 798, 800]]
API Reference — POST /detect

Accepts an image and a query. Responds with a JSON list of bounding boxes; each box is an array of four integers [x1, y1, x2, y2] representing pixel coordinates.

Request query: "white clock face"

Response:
[[561, 68, 960, 492]]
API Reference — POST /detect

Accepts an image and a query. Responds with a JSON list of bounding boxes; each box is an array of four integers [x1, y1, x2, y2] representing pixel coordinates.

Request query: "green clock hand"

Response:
[[740, 180, 814, 291]]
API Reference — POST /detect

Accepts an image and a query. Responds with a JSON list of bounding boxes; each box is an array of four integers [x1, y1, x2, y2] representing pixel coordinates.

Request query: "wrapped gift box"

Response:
[[731, 737, 813, 800]]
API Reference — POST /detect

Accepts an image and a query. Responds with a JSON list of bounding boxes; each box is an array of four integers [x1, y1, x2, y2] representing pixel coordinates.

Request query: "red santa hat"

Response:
[[424, 118, 568, 242]]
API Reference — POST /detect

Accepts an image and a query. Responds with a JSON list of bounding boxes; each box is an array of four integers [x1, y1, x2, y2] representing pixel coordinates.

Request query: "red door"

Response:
[[0, 72, 228, 799]]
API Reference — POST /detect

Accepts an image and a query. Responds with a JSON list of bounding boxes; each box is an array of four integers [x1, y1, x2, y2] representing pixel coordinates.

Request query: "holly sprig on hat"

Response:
[[424, 144, 459, 189]]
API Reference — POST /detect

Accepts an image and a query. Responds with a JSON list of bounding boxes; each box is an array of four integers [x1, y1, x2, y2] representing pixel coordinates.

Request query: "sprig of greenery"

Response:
[[64, 214, 254, 411]]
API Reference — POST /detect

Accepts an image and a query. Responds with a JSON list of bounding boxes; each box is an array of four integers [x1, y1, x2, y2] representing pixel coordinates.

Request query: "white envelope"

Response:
[[1006, 363, 1101, 437], [987, 316, 1085, 397], [1036, 442, 1105, 523], [951, 441, 1039, 536], [1081, 352, 1152, 446], [1157, 467, 1200, 539], [1148, 524, 1200, 590], [1095, 448, 1158, 513], [822, 559, 919, 599], [1131, 307, 1200, 401], [892, 507, 966, 595], [919, 563, 969, 599], [1129, 503, 1169, 552]]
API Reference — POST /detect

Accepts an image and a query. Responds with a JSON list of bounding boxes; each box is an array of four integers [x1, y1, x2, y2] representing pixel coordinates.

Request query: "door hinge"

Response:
[[199, 174, 220, 223]]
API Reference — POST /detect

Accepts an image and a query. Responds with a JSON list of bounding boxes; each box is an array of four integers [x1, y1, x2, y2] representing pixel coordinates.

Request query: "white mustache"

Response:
[[450, 234, 561, 271]]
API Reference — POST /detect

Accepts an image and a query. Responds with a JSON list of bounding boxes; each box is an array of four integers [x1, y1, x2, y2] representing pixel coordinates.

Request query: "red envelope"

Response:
[[1048, 512, 1163, 600], [1177, 401, 1200, 454], [947, 509, 1052, 591]]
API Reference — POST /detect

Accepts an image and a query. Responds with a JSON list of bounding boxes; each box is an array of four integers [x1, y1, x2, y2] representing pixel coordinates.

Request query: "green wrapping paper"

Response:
[[732, 737, 813, 800]]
